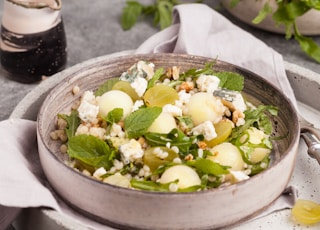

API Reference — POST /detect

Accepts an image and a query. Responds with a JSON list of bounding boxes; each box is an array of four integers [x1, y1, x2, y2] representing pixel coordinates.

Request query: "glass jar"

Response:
[[0, 0, 67, 83]]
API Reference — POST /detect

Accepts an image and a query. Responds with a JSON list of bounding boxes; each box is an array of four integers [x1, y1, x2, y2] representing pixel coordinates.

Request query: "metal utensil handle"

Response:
[[301, 129, 320, 164]]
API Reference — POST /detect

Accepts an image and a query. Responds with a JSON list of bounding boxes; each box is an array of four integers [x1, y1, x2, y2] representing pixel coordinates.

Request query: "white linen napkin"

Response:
[[0, 3, 298, 229]]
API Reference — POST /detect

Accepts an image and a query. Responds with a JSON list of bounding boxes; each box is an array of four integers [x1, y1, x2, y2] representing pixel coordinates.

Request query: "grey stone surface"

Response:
[[0, 0, 319, 120]]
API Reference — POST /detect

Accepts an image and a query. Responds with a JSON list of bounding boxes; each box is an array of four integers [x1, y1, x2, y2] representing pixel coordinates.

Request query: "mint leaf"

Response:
[[104, 108, 123, 124], [121, 1, 143, 30], [124, 107, 162, 139], [187, 158, 229, 176], [67, 134, 115, 170], [95, 78, 119, 96], [58, 110, 80, 139], [214, 71, 244, 91]]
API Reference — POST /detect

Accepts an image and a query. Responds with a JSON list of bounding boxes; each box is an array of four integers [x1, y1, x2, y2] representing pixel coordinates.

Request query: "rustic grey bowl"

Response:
[[37, 53, 300, 230]]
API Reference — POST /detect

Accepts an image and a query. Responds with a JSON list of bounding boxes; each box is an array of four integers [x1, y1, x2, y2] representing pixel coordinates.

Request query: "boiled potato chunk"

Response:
[[186, 92, 225, 126], [103, 173, 131, 188], [147, 112, 177, 134], [159, 165, 201, 189], [207, 142, 244, 171], [99, 90, 133, 119]]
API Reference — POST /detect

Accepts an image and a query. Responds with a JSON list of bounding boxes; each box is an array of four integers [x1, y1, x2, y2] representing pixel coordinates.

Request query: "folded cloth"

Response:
[[0, 3, 298, 229], [0, 119, 59, 210]]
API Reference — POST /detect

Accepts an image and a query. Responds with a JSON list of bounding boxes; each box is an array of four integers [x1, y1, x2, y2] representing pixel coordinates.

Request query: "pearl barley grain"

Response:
[[72, 85, 80, 95]]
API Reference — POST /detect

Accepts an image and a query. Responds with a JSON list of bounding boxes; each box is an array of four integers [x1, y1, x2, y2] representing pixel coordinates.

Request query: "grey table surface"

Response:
[[0, 0, 320, 121]]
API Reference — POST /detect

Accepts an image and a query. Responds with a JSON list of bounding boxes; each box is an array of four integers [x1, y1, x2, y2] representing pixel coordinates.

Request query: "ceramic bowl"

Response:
[[37, 53, 300, 230]]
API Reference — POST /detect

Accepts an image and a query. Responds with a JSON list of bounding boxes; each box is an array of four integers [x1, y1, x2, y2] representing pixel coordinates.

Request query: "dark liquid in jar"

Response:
[[0, 20, 67, 83]]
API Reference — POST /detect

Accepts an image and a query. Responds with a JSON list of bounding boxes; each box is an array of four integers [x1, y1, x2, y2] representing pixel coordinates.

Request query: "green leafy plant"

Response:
[[121, 0, 179, 30], [121, 0, 203, 30], [230, 0, 320, 63], [121, 0, 320, 63]]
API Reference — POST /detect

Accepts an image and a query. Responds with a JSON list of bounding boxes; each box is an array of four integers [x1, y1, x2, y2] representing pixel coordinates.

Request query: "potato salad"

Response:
[[51, 60, 278, 192]]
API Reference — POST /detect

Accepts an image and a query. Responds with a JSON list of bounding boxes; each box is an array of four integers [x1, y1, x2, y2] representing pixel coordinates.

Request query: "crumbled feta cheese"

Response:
[[75, 124, 89, 135], [119, 139, 144, 164], [93, 167, 107, 180], [131, 77, 148, 97], [232, 92, 247, 112], [230, 170, 250, 182], [89, 127, 106, 140], [162, 104, 182, 117], [77, 91, 99, 123], [110, 123, 125, 138], [196, 74, 220, 93], [132, 99, 144, 112], [175, 90, 191, 115], [113, 159, 124, 171], [176, 90, 191, 106], [191, 120, 217, 141]]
